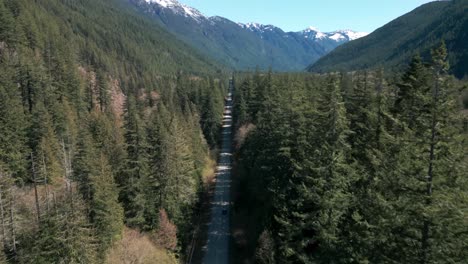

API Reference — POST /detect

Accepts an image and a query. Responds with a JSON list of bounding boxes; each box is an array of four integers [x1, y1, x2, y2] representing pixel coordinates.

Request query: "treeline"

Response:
[[0, 0, 225, 262], [308, 0, 468, 79], [233, 43, 467, 263]]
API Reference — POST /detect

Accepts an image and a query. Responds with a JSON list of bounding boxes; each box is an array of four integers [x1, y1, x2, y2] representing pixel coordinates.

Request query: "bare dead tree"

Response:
[[61, 139, 75, 214], [9, 193, 16, 255], [52, 192, 58, 215], [31, 153, 41, 224], [41, 151, 50, 214], [0, 181, 7, 248]]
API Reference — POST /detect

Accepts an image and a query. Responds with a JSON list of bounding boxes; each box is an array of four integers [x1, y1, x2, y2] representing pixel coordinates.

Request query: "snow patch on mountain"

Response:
[[145, 0, 205, 21], [238, 23, 278, 33], [143, 0, 368, 42], [300, 26, 368, 42], [329, 33, 345, 41], [302, 26, 327, 39], [334, 30, 368, 40]]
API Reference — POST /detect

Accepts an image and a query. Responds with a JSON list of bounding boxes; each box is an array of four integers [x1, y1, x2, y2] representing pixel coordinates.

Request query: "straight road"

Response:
[[202, 79, 234, 264]]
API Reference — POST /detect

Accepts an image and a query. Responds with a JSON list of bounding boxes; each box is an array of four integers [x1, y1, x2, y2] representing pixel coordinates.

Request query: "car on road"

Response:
[[222, 209, 227, 215]]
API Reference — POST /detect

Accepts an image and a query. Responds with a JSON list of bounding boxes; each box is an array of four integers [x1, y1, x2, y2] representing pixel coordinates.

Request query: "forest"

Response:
[[0, 0, 227, 262], [231, 43, 468, 263], [0, 0, 467, 263]]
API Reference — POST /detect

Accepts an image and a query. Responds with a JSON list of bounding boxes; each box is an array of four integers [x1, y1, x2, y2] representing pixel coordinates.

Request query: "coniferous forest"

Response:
[[231, 46, 468, 263], [0, 0, 226, 262], [0, 0, 467, 263]]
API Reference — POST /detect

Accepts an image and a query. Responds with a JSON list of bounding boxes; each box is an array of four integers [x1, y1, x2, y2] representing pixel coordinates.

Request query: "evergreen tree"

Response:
[[306, 76, 356, 262], [143, 109, 168, 230], [96, 69, 109, 112], [165, 115, 197, 223], [0, 0, 15, 42], [0, 76, 28, 181], [74, 128, 124, 257], [90, 153, 124, 257], [18, 195, 98, 264], [121, 95, 148, 227]]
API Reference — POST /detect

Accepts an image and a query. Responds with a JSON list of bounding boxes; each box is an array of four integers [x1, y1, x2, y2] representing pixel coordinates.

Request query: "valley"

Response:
[[131, 0, 368, 71], [0, 0, 466, 263]]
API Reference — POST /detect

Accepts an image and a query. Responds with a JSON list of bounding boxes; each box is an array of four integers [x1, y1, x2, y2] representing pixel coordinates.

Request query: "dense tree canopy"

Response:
[[233, 43, 467, 264], [0, 0, 226, 262]]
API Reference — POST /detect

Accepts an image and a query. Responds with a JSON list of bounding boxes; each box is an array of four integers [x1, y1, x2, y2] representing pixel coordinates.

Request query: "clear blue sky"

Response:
[[178, 0, 434, 33]]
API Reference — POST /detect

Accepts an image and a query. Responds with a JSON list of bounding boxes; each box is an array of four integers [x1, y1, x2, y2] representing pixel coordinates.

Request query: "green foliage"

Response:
[[0, 0, 227, 261], [0, 66, 28, 181], [132, 0, 340, 71], [90, 154, 124, 257], [121, 95, 149, 227], [74, 128, 124, 257], [0, 0, 14, 41], [18, 196, 98, 264], [309, 0, 468, 79], [233, 45, 467, 263]]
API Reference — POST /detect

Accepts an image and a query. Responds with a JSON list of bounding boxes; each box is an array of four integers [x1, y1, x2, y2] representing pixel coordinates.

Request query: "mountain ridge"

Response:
[[135, 0, 368, 71], [308, 0, 468, 78]]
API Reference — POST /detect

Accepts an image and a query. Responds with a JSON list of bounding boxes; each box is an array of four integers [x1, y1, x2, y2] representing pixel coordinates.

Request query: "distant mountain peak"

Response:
[[133, 0, 370, 70], [144, 0, 205, 21], [299, 27, 368, 42], [331, 29, 368, 40], [301, 26, 327, 39], [305, 26, 320, 32], [240, 23, 272, 29]]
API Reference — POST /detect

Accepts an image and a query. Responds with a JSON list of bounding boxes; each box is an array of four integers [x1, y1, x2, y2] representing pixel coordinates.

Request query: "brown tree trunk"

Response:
[[42, 152, 50, 214], [9, 194, 16, 255], [0, 189, 7, 248], [421, 67, 440, 264], [31, 153, 41, 224]]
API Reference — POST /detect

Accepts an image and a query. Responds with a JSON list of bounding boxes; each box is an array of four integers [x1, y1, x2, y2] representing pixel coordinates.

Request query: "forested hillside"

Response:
[[1, 0, 467, 263], [129, 0, 365, 71], [232, 43, 468, 263], [308, 0, 468, 79], [0, 0, 226, 262]]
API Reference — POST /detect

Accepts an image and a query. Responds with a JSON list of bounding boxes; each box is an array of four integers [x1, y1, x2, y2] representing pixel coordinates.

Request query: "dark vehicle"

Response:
[[222, 209, 227, 215]]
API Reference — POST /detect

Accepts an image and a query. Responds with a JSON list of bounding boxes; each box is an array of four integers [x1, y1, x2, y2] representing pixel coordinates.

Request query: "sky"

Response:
[[178, 0, 435, 33]]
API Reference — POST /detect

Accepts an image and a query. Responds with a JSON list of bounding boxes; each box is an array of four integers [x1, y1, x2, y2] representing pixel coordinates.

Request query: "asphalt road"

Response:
[[202, 80, 234, 264]]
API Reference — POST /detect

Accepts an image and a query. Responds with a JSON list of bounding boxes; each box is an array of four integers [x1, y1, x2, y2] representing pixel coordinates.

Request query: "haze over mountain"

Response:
[[308, 0, 468, 78], [131, 0, 368, 71]]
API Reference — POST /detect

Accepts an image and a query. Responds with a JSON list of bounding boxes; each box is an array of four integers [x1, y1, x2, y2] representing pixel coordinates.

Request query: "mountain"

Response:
[[308, 0, 468, 78], [130, 0, 367, 71]]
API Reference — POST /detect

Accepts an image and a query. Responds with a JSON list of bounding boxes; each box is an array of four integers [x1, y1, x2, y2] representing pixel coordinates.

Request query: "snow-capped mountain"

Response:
[[239, 23, 368, 43], [301, 26, 328, 40], [323, 29, 369, 42], [132, 0, 369, 70], [144, 0, 205, 21], [239, 23, 278, 32]]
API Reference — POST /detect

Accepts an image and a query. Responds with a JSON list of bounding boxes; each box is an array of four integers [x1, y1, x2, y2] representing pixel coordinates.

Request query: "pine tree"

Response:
[[121, 95, 148, 227], [419, 42, 467, 263], [74, 128, 124, 257], [309, 75, 356, 262], [18, 196, 98, 264], [0, 76, 28, 182], [96, 69, 109, 112], [394, 54, 430, 130], [383, 43, 468, 263], [200, 91, 219, 148], [74, 129, 96, 203], [0, 0, 15, 42], [28, 103, 65, 184], [90, 153, 124, 257], [164, 115, 197, 222], [143, 109, 168, 230]]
